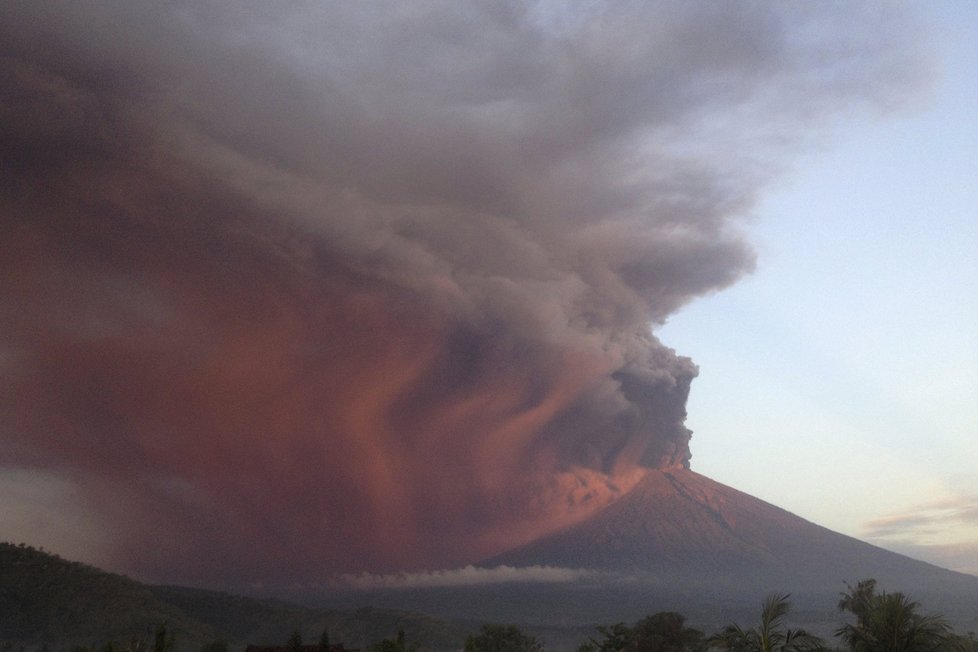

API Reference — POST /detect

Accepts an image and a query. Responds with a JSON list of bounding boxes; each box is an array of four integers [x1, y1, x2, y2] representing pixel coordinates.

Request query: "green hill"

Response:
[[148, 585, 469, 651], [0, 543, 466, 652], [0, 542, 220, 649]]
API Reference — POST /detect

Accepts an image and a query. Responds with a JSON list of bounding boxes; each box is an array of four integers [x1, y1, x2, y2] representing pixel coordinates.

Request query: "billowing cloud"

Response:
[[0, 1, 930, 587]]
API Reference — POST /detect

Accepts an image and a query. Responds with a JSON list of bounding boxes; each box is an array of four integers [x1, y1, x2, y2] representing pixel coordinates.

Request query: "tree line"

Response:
[[464, 579, 977, 652], [5, 579, 976, 652], [569, 579, 977, 652]]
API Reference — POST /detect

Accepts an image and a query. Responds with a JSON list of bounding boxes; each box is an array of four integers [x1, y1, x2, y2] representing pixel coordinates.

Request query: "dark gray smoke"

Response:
[[0, 0, 930, 586]]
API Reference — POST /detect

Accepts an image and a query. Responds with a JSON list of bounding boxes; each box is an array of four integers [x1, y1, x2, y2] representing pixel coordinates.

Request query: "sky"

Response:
[[0, 1, 973, 588], [658, 1, 978, 576]]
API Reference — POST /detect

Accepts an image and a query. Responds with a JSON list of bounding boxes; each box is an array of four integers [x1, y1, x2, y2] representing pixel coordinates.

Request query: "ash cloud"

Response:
[[0, 1, 930, 586]]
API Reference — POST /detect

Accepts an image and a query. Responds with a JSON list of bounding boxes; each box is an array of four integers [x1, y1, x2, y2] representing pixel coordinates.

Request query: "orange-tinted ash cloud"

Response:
[[0, 1, 927, 587]]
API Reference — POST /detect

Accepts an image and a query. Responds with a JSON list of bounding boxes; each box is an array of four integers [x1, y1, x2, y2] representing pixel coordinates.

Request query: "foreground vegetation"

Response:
[[6, 582, 975, 652], [3, 544, 976, 652], [572, 582, 977, 652]]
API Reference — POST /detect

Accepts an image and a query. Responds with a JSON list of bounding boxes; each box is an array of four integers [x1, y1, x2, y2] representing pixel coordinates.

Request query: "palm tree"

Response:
[[710, 593, 822, 652], [589, 623, 633, 652], [835, 590, 950, 652], [838, 579, 878, 628]]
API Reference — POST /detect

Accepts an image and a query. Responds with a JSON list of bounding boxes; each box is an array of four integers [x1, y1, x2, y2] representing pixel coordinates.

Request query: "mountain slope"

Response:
[[487, 469, 978, 594], [0, 543, 466, 651], [0, 542, 221, 647], [310, 470, 978, 639]]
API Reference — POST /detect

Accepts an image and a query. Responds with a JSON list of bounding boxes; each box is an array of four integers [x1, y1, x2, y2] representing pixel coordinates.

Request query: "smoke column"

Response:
[[0, 1, 928, 586]]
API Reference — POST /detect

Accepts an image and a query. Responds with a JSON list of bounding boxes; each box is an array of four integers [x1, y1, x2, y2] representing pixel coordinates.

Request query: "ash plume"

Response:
[[0, 1, 929, 586]]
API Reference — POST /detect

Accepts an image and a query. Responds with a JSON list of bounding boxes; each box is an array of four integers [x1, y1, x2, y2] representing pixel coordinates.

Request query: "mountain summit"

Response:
[[327, 470, 978, 639], [487, 469, 977, 595]]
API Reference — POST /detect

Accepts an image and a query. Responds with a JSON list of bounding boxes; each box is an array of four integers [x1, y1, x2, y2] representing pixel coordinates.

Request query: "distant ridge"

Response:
[[0, 542, 220, 646], [0, 543, 465, 652], [486, 468, 978, 594]]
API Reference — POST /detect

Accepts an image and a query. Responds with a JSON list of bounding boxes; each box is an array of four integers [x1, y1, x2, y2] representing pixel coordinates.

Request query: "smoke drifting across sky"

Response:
[[0, 1, 928, 586]]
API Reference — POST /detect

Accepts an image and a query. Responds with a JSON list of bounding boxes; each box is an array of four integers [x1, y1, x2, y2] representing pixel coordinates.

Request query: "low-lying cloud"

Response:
[[863, 496, 978, 541], [339, 565, 595, 590], [0, 1, 931, 587]]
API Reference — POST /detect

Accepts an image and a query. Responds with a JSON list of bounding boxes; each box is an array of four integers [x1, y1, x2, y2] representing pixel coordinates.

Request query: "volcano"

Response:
[[321, 469, 978, 641], [487, 468, 977, 595]]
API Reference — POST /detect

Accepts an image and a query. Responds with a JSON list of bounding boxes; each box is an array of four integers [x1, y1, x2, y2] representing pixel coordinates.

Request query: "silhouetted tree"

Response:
[[587, 613, 705, 652], [319, 628, 331, 652], [710, 594, 822, 652], [631, 612, 705, 652], [153, 623, 174, 652], [836, 585, 950, 652], [946, 632, 978, 652], [371, 629, 414, 652], [464, 624, 543, 652], [288, 631, 304, 652], [589, 623, 632, 652], [838, 579, 879, 628]]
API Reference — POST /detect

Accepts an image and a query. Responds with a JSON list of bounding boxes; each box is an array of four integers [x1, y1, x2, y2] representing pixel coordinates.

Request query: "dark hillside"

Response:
[[0, 543, 465, 652], [0, 542, 218, 648], [150, 585, 468, 651]]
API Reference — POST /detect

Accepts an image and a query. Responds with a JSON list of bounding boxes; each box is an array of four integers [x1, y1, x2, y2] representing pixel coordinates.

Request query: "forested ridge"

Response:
[[3, 543, 976, 652], [0, 544, 465, 652]]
